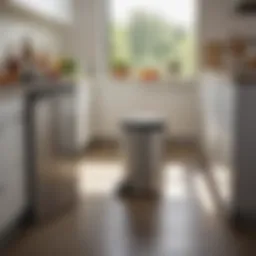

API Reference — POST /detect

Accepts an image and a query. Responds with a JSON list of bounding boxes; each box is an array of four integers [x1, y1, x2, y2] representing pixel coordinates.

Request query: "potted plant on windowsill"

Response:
[[167, 60, 181, 81], [112, 59, 130, 80], [139, 67, 160, 82], [59, 57, 78, 81]]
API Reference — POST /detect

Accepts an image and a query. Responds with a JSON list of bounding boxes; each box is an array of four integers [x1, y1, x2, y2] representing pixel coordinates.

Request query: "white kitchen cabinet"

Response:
[[200, 72, 235, 215], [1, 0, 73, 26], [54, 80, 92, 154], [0, 95, 27, 236], [200, 71, 256, 224]]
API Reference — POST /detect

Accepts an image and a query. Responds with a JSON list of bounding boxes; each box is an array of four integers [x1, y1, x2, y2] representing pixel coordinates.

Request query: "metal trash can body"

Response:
[[121, 117, 165, 196]]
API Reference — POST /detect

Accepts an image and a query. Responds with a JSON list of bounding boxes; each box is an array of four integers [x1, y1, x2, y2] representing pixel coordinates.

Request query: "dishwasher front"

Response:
[[26, 92, 78, 223]]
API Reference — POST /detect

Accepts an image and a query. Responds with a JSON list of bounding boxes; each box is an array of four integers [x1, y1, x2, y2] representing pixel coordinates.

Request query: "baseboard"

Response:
[[91, 136, 200, 146], [88, 137, 202, 160], [90, 137, 120, 148], [54, 140, 94, 158]]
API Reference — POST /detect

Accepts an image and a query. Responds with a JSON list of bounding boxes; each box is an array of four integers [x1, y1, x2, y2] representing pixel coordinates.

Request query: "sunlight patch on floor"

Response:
[[163, 162, 188, 200], [210, 164, 232, 206], [77, 159, 217, 215], [193, 170, 216, 214], [77, 161, 125, 195]]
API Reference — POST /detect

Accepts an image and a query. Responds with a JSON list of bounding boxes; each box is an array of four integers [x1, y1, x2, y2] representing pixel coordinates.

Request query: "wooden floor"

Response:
[[2, 143, 256, 256]]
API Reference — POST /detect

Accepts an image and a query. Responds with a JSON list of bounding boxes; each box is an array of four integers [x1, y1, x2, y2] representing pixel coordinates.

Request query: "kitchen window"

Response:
[[109, 0, 196, 82]]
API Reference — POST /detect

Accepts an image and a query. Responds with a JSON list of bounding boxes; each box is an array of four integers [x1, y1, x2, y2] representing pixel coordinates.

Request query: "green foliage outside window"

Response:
[[110, 10, 195, 79]]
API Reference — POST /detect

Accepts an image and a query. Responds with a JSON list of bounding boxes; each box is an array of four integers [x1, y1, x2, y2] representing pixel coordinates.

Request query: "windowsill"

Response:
[[96, 75, 198, 92]]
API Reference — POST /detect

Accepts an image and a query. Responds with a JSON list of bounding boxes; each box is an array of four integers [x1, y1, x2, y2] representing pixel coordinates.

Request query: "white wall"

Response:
[[62, 0, 95, 72]]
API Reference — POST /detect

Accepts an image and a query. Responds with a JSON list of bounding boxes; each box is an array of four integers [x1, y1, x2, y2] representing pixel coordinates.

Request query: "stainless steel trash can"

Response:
[[119, 116, 165, 197]]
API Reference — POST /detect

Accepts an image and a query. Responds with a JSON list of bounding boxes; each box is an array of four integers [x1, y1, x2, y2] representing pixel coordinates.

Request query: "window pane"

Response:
[[110, 0, 196, 80]]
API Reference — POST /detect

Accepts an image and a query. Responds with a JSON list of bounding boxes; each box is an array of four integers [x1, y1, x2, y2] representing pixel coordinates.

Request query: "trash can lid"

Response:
[[122, 115, 165, 132]]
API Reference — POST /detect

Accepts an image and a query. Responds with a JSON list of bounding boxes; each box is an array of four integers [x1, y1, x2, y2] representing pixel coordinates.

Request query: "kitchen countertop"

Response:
[[0, 80, 74, 100]]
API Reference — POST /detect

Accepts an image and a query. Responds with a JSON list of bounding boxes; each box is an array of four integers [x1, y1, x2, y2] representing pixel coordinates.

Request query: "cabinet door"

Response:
[[0, 122, 9, 232], [6, 117, 27, 217], [0, 116, 26, 233]]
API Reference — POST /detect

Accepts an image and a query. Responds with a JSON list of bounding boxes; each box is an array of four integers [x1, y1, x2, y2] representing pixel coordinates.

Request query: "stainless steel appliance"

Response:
[[25, 86, 78, 223]]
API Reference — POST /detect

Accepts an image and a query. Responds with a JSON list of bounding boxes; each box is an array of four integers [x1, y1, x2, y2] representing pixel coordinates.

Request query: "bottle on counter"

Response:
[[20, 39, 41, 83], [0, 51, 20, 86]]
